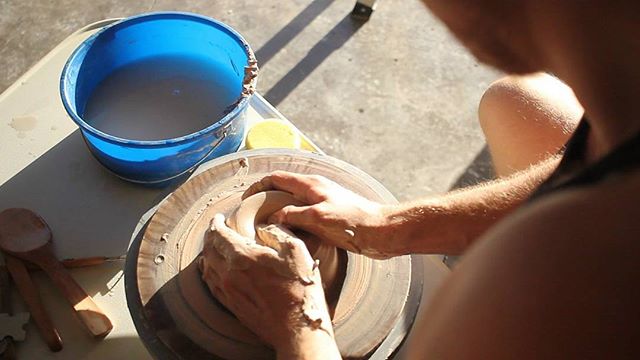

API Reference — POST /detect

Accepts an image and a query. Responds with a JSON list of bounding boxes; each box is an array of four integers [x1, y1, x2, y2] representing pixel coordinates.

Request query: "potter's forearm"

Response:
[[384, 156, 561, 255], [275, 280, 340, 360], [276, 327, 341, 360]]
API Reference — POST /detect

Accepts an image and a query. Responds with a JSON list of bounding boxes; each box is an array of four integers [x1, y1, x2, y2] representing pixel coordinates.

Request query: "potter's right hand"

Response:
[[199, 214, 341, 360], [243, 171, 401, 259]]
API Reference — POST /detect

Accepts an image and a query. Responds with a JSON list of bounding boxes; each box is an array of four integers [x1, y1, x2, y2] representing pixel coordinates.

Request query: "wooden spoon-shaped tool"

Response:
[[4, 253, 63, 351], [0, 208, 113, 338]]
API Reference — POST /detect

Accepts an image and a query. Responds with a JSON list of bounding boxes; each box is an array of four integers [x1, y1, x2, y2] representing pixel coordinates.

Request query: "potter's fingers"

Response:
[[243, 171, 328, 204], [201, 261, 222, 287], [242, 176, 275, 199], [242, 171, 309, 199], [212, 214, 279, 265], [255, 223, 308, 252], [202, 233, 226, 259], [207, 267, 221, 285], [255, 223, 297, 252], [203, 224, 217, 250], [200, 256, 226, 302], [211, 214, 241, 240], [206, 282, 229, 308], [210, 214, 253, 266], [200, 249, 224, 276], [201, 248, 226, 278], [256, 224, 315, 266], [268, 205, 319, 230], [198, 256, 205, 273], [204, 216, 230, 259], [267, 171, 331, 204], [211, 214, 248, 247]]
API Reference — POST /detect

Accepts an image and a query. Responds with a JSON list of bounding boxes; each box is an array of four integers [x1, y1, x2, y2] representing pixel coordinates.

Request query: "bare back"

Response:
[[409, 129, 640, 359], [409, 168, 640, 358]]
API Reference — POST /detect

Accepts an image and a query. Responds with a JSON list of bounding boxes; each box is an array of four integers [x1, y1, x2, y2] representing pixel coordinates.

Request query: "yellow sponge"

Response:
[[246, 119, 301, 150]]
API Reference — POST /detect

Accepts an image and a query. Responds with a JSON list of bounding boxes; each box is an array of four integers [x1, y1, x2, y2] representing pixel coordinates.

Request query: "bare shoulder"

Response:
[[408, 171, 640, 359]]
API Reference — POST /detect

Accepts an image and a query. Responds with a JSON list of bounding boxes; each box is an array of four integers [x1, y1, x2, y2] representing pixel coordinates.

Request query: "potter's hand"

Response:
[[198, 214, 340, 359], [243, 171, 399, 259]]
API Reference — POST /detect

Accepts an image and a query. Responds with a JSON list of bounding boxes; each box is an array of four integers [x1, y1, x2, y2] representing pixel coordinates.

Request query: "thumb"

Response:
[[255, 223, 296, 252], [268, 205, 317, 229], [256, 224, 316, 280], [255, 224, 311, 260]]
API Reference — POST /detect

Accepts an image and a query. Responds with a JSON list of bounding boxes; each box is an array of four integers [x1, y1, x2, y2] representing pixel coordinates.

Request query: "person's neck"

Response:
[[562, 65, 640, 163]]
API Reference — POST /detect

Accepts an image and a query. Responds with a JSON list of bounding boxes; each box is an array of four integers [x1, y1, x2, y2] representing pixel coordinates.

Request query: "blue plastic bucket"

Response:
[[60, 12, 258, 185]]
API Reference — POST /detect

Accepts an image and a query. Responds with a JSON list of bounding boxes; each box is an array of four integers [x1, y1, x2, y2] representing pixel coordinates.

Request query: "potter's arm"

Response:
[[382, 155, 560, 255], [245, 156, 560, 258], [277, 327, 341, 360]]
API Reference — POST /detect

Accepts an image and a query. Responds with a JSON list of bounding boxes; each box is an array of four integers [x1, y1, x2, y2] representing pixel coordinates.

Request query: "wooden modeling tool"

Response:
[[0, 208, 113, 338], [23, 256, 126, 272], [4, 254, 62, 351], [0, 253, 28, 359]]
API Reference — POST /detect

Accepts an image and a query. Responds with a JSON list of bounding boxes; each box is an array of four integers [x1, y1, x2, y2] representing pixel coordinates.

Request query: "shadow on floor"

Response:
[[264, 14, 366, 106], [448, 145, 495, 191], [255, 0, 335, 67]]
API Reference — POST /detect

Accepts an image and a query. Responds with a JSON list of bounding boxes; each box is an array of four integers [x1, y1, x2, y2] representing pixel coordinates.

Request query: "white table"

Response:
[[0, 19, 448, 359]]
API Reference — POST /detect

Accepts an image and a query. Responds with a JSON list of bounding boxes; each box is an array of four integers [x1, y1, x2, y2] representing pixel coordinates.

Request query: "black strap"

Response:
[[528, 117, 640, 202]]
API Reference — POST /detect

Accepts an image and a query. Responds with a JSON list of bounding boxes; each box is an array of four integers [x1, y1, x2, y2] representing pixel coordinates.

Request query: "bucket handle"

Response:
[[168, 123, 231, 181], [127, 123, 231, 185], [107, 125, 231, 185]]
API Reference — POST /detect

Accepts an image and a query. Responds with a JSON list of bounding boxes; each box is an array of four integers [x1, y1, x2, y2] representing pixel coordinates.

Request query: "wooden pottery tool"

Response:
[[58, 256, 125, 269], [0, 253, 30, 359], [4, 253, 63, 351], [0, 209, 113, 338], [131, 150, 417, 359], [24, 256, 127, 271]]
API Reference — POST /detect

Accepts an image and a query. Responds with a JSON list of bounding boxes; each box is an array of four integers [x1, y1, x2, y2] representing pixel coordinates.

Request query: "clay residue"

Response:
[[301, 298, 331, 335], [224, 48, 259, 114], [10, 116, 37, 138], [241, 43, 259, 97], [10, 115, 37, 131]]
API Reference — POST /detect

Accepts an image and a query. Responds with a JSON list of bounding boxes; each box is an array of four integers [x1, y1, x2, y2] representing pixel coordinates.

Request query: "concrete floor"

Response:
[[0, 0, 499, 201]]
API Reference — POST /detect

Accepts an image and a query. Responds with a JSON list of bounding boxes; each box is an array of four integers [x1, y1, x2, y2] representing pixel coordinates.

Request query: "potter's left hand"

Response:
[[198, 214, 340, 359], [243, 171, 398, 259]]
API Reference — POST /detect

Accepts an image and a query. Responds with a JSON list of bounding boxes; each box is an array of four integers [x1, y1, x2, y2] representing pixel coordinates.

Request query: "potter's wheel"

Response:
[[125, 149, 423, 359]]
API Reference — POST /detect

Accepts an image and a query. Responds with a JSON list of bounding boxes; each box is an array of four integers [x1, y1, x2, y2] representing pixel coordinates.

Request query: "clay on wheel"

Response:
[[228, 191, 340, 294]]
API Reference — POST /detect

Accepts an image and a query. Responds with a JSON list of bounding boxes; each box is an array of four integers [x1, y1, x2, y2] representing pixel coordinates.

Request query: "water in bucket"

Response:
[[83, 55, 240, 141]]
